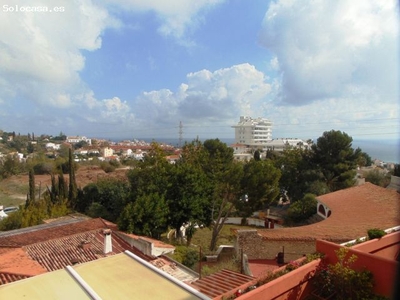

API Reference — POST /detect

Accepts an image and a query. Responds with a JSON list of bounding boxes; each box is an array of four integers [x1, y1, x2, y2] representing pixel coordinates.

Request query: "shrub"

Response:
[[182, 248, 199, 268], [313, 248, 376, 299], [367, 228, 386, 240], [286, 193, 317, 224], [33, 162, 54, 175], [100, 162, 115, 173], [170, 246, 199, 269], [285, 260, 301, 271]]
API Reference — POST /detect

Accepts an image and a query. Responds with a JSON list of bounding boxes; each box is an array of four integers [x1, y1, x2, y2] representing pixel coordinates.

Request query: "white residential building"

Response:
[[45, 142, 61, 150], [66, 136, 92, 146], [232, 116, 273, 146], [263, 138, 310, 152]]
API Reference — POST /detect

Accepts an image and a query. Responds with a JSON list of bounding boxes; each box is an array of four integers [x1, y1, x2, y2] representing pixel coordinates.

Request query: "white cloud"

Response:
[[82, 92, 135, 124], [104, 0, 225, 41], [133, 63, 272, 135], [270, 56, 279, 71], [0, 0, 119, 108], [259, 0, 399, 105]]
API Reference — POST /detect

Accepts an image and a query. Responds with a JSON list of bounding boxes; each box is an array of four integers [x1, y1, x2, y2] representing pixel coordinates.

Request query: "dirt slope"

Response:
[[0, 166, 129, 207]]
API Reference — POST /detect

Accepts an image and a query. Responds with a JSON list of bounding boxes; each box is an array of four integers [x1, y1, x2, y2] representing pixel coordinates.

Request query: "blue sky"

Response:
[[0, 0, 399, 143]]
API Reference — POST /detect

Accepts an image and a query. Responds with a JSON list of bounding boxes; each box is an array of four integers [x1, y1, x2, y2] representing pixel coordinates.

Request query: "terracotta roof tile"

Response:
[[0, 248, 46, 277], [0, 218, 153, 285], [0, 218, 116, 247], [0, 271, 32, 285], [23, 229, 154, 272], [191, 269, 255, 298], [257, 183, 400, 242]]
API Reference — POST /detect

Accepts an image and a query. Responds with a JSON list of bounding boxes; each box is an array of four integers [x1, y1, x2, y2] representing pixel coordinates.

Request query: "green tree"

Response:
[[74, 141, 88, 149], [312, 130, 361, 192], [27, 142, 35, 154], [128, 142, 172, 200], [118, 193, 169, 239], [209, 160, 243, 251], [123, 142, 172, 237], [166, 162, 212, 241], [0, 154, 22, 179], [239, 159, 281, 216], [26, 169, 35, 207], [253, 149, 261, 161], [364, 169, 389, 187], [276, 148, 326, 201], [68, 148, 78, 208], [286, 193, 317, 224], [86, 202, 109, 219], [357, 151, 372, 167], [78, 178, 130, 222], [193, 139, 246, 251]]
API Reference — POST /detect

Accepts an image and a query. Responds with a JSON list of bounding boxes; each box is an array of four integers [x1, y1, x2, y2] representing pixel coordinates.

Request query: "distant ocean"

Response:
[[131, 137, 399, 164], [352, 139, 399, 164]]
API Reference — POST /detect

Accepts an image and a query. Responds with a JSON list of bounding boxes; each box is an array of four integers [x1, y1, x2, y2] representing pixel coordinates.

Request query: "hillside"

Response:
[[0, 166, 129, 207]]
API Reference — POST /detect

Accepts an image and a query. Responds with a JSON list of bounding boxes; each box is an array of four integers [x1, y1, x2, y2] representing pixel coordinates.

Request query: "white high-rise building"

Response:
[[232, 116, 273, 146]]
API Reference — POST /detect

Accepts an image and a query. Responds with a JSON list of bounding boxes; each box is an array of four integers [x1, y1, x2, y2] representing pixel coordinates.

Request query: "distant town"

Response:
[[0, 116, 397, 171]]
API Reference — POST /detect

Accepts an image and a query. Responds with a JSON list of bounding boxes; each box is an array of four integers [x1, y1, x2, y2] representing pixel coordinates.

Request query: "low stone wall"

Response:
[[237, 230, 315, 262]]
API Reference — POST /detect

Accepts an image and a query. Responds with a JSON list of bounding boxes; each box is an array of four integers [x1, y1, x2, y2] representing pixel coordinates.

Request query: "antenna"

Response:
[[178, 121, 183, 147]]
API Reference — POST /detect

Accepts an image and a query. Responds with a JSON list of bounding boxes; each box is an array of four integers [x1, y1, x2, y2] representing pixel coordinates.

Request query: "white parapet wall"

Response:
[[219, 217, 266, 227]]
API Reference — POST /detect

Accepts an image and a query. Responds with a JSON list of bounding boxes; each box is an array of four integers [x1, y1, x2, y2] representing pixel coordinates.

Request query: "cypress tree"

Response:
[[68, 148, 77, 208], [25, 169, 35, 207], [49, 174, 57, 204]]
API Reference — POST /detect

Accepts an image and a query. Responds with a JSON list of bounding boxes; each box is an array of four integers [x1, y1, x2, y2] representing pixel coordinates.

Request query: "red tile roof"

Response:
[[257, 183, 400, 242], [0, 248, 46, 279], [0, 218, 151, 284], [0, 271, 32, 285], [191, 269, 255, 299], [0, 218, 117, 247], [24, 229, 130, 272]]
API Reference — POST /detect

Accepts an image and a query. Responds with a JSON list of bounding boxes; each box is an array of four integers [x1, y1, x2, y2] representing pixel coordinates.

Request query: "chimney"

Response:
[[103, 229, 112, 254]]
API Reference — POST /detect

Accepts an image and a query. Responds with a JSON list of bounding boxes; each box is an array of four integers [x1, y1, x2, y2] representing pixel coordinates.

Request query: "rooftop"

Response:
[[190, 269, 255, 299], [0, 251, 210, 300], [0, 218, 196, 286], [256, 183, 400, 242]]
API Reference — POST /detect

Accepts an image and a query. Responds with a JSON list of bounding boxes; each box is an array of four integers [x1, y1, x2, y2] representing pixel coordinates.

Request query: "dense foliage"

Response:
[[311, 130, 361, 192], [0, 129, 375, 246], [274, 130, 364, 204], [285, 193, 318, 224], [73, 139, 281, 249], [314, 248, 379, 300]]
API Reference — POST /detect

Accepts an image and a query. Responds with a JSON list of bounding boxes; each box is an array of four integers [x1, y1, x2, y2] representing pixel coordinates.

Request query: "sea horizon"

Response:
[[123, 137, 399, 164]]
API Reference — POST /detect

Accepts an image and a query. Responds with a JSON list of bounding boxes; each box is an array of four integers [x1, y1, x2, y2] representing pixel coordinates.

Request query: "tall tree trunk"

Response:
[[209, 194, 235, 251]]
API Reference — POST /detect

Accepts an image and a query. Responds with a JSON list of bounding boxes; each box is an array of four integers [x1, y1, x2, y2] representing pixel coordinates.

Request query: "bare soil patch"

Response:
[[0, 166, 129, 207]]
